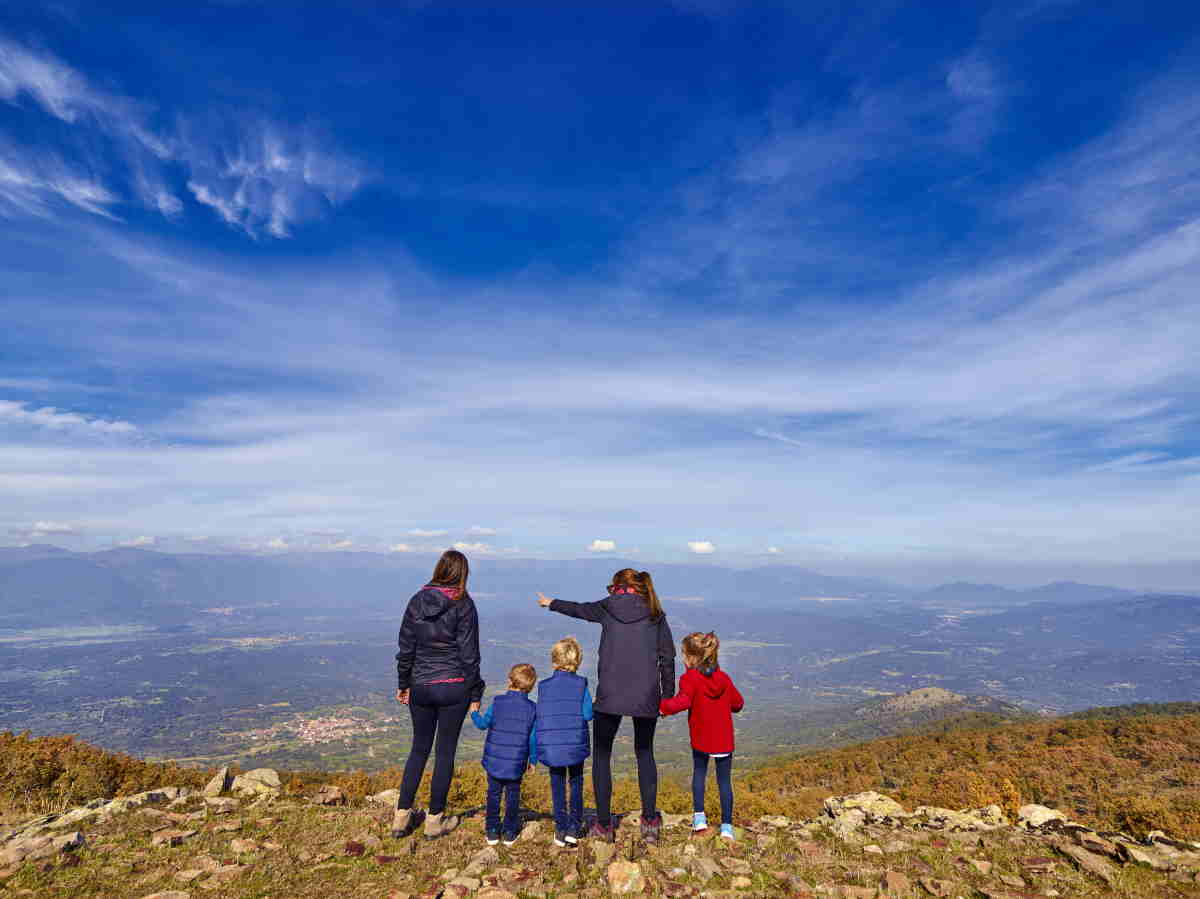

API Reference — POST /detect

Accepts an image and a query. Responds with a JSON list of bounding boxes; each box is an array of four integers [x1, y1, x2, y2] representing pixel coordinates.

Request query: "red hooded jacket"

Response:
[[659, 666, 744, 754]]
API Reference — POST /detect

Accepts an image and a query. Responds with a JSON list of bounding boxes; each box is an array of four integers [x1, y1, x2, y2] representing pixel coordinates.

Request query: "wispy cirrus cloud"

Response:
[[0, 36, 366, 237], [0, 399, 136, 434]]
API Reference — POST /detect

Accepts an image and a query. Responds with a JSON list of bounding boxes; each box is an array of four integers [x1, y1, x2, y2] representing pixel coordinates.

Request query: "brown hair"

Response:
[[682, 631, 719, 670], [429, 549, 469, 598], [551, 636, 582, 672], [508, 663, 537, 692], [608, 568, 664, 620]]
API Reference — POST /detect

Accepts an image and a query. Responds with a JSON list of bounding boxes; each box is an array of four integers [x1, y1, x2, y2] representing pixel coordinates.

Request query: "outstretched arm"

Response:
[[537, 592, 607, 622]]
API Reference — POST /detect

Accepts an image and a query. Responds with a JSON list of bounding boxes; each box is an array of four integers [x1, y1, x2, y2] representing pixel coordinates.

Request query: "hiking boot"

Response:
[[423, 811, 460, 840], [554, 828, 577, 848], [588, 819, 616, 842], [641, 812, 663, 845], [390, 807, 425, 839], [692, 811, 709, 833]]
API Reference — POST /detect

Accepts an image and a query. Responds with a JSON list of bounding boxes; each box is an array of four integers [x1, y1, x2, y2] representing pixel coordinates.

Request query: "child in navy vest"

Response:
[[536, 637, 594, 847], [471, 663, 538, 845]]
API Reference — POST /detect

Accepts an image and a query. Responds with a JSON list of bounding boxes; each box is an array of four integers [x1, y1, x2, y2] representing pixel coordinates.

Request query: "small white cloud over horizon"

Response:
[[119, 535, 156, 547], [767, 546, 781, 554], [466, 525, 498, 536], [688, 541, 716, 554], [328, 539, 354, 550], [266, 536, 288, 549], [389, 542, 414, 553], [453, 541, 493, 553], [408, 528, 447, 537], [588, 539, 616, 552]]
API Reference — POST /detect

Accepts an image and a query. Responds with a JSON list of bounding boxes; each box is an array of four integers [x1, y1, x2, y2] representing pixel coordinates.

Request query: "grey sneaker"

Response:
[[390, 807, 425, 839], [424, 811, 460, 840]]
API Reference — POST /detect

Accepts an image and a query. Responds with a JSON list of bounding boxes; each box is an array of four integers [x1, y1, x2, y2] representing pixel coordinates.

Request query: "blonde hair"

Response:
[[682, 631, 719, 670], [508, 663, 536, 693], [608, 568, 664, 620], [551, 636, 582, 672]]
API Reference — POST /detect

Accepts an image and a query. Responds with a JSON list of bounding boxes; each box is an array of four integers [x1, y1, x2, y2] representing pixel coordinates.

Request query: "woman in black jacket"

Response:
[[393, 549, 485, 839], [537, 568, 675, 844]]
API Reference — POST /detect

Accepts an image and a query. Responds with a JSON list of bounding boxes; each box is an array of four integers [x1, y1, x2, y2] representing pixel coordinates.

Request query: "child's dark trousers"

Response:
[[692, 750, 734, 825], [548, 762, 585, 834], [485, 773, 522, 839]]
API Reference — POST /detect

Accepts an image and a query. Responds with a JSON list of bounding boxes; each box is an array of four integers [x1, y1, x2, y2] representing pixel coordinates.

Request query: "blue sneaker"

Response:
[[692, 811, 708, 833], [720, 822, 735, 841]]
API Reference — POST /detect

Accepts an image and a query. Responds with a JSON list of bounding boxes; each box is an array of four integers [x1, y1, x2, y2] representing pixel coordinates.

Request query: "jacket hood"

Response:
[[695, 666, 727, 699], [602, 594, 654, 624], [413, 586, 454, 621]]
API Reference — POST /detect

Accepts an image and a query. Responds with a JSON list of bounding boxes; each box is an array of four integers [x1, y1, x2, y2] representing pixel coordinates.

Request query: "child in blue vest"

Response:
[[536, 637, 594, 847], [471, 663, 538, 845]]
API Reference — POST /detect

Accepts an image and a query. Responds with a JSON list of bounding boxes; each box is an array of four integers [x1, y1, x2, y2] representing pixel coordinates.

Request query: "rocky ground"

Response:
[[2, 770, 1199, 897]]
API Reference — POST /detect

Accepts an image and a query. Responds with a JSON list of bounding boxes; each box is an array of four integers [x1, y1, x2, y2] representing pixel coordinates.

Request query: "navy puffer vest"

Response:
[[536, 670, 590, 767], [481, 691, 536, 781]]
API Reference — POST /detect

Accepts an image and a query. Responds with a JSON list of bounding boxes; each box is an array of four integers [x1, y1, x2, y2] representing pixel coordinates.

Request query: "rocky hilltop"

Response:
[[3, 769, 1199, 897]]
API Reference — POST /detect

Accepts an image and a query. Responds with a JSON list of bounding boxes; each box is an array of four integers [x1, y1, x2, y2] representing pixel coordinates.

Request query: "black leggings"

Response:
[[592, 711, 658, 825], [397, 682, 470, 815]]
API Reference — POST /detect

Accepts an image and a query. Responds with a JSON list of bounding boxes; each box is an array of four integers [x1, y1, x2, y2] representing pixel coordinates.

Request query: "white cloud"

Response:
[[389, 542, 415, 553], [119, 535, 156, 547], [266, 536, 288, 549], [452, 541, 493, 553], [0, 38, 365, 235], [688, 541, 716, 554], [328, 539, 354, 550], [767, 546, 782, 554], [466, 525, 498, 536], [588, 539, 616, 552], [0, 399, 136, 434], [408, 528, 448, 537]]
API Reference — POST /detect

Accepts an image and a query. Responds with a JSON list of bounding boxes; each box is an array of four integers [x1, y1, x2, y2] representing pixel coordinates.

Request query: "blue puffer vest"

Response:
[[535, 670, 590, 767], [481, 691, 537, 781]]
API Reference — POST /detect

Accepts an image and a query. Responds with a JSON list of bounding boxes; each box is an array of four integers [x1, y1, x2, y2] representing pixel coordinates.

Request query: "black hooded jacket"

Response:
[[396, 587, 485, 703], [548, 594, 675, 718]]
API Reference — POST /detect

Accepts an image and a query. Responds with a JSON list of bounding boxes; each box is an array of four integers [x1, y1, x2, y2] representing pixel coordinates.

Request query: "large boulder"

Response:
[[825, 792, 908, 822], [230, 768, 282, 797]]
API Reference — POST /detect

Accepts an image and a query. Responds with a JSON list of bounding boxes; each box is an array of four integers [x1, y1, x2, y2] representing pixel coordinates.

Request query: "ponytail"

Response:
[[682, 631, 720, 669], [637, 570, 664, 620]]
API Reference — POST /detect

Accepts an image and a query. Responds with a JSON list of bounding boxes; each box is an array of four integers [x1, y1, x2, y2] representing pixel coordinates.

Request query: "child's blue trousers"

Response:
[[485, 773, 522, 838], [548, 762, 585, 833], [692, 750, 734, 825]]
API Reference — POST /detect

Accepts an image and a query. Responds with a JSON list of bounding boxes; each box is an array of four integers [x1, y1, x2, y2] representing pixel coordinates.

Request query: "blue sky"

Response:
[[2, 2, 1199, 587]]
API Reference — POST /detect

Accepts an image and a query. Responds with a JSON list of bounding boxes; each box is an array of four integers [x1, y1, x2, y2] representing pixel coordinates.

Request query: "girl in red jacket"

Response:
[[659, 631, 744, 840]]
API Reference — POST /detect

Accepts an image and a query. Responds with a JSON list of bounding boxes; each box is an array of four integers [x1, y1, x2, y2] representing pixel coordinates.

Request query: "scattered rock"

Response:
[[1020, 856, 1056, 874], [202, 767, 231, 798], [881, 869, 911, 895], [606, 860, 646, 894], [759, 814, 790, 828], [969, 858, 992, 875], [476, 890, 518, 899], [141, 892, 192, 899], [229, 838, 261, 854], [150, 830, 196, 848], [1054, 842, 1117, 884], [730, 875, 753, 889], [517, 820, 542, 842], [174, 869, 205, 883], [864, 844, 884, 855], [1119, 842, 1172, 870], [825, 791, 907, 822], [1075, 830, 1119, 858], [918, 878, 957, 897], [690, 855, 722, 882], [367, 788, 400, 806], [463, 846, 500, 877], [204, 798, 238, 815], [997, 873, 1026, 888], [344, 840, 365, 857], [1017, 804, 1066, 830], [591, 841, 616, 867], [312, 785, 346, 806]]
